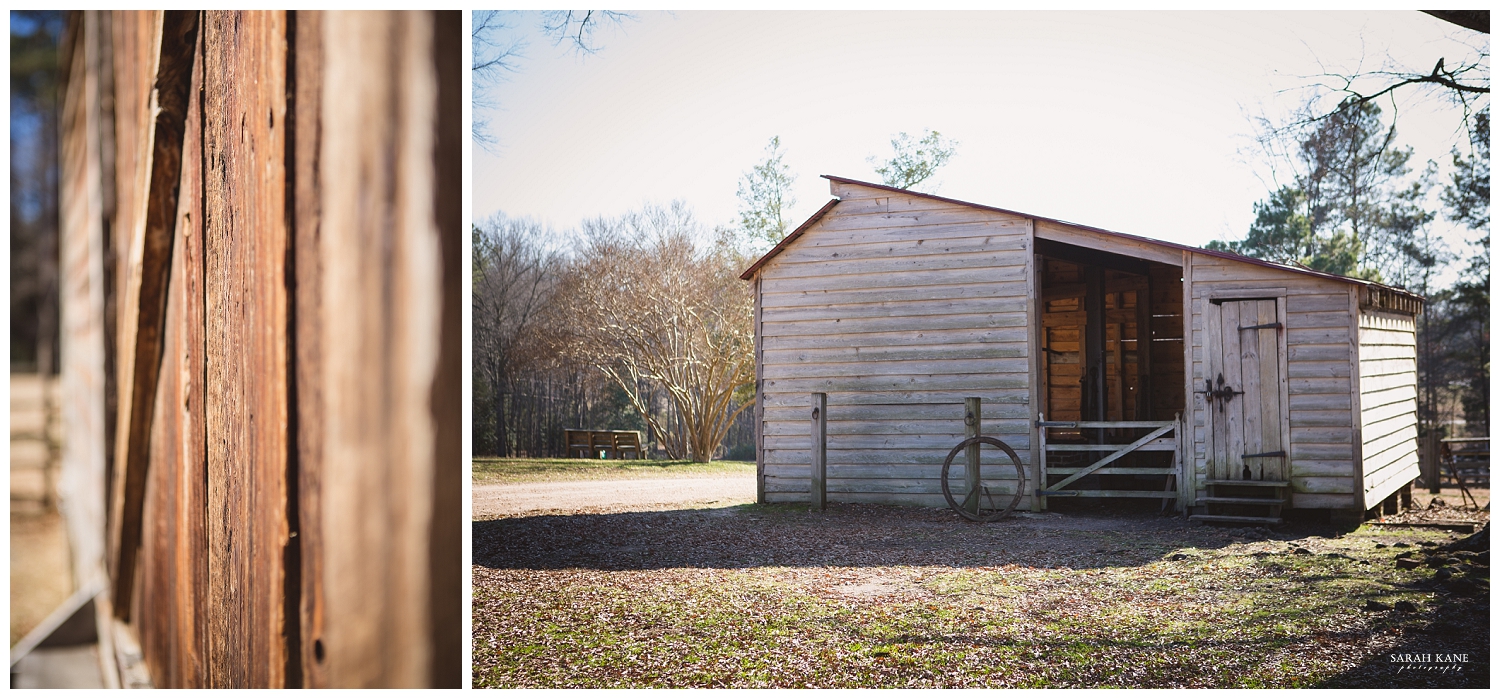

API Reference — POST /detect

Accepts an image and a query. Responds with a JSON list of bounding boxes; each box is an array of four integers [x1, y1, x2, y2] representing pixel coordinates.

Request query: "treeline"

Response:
[[1211, 102, 1489, 439], [472, 204, 755, 461]]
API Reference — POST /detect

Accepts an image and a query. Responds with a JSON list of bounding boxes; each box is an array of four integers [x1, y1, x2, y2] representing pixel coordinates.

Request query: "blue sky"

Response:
[[474, 11, 1485, 264]]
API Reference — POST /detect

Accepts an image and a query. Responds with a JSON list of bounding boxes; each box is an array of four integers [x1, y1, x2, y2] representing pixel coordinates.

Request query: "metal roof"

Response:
[[739, 175, 1425, 311]]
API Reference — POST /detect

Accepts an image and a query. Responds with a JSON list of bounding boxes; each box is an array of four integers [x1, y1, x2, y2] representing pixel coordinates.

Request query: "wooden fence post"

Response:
[[964, 397, 981, 514], [811, 393, 826, 510]]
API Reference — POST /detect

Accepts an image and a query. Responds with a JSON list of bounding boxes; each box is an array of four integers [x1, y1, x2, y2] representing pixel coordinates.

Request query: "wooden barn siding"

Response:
[[1357, 310, 1419, 508], [758, 181, 1035, 506], [1187, 253, 1359, 509], [58, 10, 115, 592], [73, 10, 460, 688]]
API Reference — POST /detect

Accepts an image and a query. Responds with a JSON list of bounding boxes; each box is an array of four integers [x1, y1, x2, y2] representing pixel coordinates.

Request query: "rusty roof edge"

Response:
[[818, 175, 1424, 306], [739, 198, 842, 281]]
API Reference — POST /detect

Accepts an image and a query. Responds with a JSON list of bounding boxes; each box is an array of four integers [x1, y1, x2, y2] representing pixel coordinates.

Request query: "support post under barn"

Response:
[[811, 392, 826, 510]]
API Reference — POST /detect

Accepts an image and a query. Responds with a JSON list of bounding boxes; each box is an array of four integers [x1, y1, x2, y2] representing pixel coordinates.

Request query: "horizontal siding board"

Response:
[[767, 249, 1031, 280], [765, 447, 1032, 466], [1288, 344, 1352, 362], [1286, 360, 1352, 379], [1290, 443, 1355, 459], [763, 342, 1028, 365], [763, 417, 1030, 437], [762, 389, 1032, 408], [763, 357, 1031, 379], [760, 264, 1027, 293], [762, 326, 1029, 351], [761, 311, 1026, 337], [762, 280, 1027, 309], [761, 297, 1028, 322], [1294, 476, 1355, 494], [772, 232, 1029, 264], [1290, 459, 1356, 477], [763, 374, 1029, 394], [762, 402, 1031, 422], [1289, 410, 1354, 428]]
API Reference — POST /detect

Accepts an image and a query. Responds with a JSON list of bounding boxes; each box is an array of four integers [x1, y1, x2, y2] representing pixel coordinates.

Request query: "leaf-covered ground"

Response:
[[473, 502, 1489, 688], [472, 457, 755, 484]]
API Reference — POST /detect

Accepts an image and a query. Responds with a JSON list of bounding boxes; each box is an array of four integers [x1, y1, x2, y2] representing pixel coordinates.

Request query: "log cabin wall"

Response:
[[756, 180, 1037, 509], [57, 10, 460, 688]]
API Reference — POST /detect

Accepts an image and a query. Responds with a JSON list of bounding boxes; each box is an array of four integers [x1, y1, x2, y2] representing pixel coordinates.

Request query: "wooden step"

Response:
[[1202, 479, 1290, 487], [1189, 514, 1282, 525], [1200, 496, 1287, 505]]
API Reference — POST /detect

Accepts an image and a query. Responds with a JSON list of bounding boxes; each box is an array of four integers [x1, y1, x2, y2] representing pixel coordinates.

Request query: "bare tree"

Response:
[[471, 216, 563, 456], [558, 203, 755, 462]]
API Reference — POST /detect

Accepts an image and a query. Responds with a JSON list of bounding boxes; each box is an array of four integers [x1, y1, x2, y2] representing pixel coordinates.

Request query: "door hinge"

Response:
[[1238, 322, 1283, 331], [1242, 451, 1286, 459]]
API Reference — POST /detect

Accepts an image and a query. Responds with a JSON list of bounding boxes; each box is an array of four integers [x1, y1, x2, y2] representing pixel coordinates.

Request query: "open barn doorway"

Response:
[[1035, 239, 1186, 509]]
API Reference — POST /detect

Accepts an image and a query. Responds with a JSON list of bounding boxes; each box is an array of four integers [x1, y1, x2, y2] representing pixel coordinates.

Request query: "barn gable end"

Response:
[[758, 181, 1036, 508]]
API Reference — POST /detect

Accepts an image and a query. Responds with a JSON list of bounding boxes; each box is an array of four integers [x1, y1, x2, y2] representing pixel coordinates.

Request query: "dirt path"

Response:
[[473, 474, 755, 519]]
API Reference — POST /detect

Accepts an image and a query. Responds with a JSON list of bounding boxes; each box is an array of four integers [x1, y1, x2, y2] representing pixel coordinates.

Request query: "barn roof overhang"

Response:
[[739, 175, 1424, 314]]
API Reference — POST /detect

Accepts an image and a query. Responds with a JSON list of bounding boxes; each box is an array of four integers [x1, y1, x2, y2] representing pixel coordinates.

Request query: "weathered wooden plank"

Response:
[[1285, 311, 1357, 329], [315, 11, 459, 688], [1289, 443, 1355, 460], [793, 218, 1029, 247], [1289, 410, 1354, 428], [763, 418, 1029, 437], [763, 342, 1028, 366], [764, 374, 1029, 394], [1286, 360, 1353, 378], [760, 264, 1028, 294], [762, 280, 1027, 309], [290, 9, 326, 688], [108, 9, 199, 623], [1289, 377, 1352, 394], [761, 296, 1029, 323], [1291, 492, 1358, 509], [1293, 476, 1355, 494], [1287, 294, 1355, 313], [762, 326, 1030, 351], [135, 23, 208, 685], [772, 232, 1029, 264], [1289, 459, 1356, 477], [1288, 393, 1353, 411], [762, 402, 1031, 422], [764, 447, 1033, 466], [1290, 427, 1354, 444], [762, 310, 1027, 338], [811, 393, 826, 509], [766, 248, 1032, 280], [763, 357, 1032, 379], [202, 10, 290, 687], [1034, 220, 1181, 265], [762, 389, 1032, 408]]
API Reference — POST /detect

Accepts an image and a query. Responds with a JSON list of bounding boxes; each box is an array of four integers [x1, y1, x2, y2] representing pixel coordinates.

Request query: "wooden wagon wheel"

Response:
[[940, 436, 1026, 523]]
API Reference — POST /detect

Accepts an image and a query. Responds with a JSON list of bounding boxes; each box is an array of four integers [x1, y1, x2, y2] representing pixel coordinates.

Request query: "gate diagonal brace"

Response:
[[1041, 423, 1175, 494]]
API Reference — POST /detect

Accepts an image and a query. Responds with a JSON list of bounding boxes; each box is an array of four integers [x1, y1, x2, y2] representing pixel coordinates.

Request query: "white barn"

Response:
[[742, 176, 1423, 524]]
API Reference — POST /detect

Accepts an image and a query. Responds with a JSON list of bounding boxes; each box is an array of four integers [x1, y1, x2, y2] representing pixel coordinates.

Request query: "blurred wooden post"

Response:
[[811, 393, 826, 510], [1420, 432, 1441, 493], [964, 397, 981, 514]]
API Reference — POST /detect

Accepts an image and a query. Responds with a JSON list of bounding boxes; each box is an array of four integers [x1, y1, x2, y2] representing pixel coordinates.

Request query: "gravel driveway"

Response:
[[473, 474, 755, 519]]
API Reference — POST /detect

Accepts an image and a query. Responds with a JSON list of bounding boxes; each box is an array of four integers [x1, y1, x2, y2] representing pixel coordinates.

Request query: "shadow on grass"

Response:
[[472, 501, 1334, 573]]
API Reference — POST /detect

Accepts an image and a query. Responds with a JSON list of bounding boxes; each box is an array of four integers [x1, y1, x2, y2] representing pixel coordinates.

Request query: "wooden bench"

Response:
[[564, 429, 645, 460]]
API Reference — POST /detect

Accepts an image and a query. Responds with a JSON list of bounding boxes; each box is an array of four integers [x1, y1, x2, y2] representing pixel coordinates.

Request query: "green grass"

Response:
[[472, 457, 755, 484]]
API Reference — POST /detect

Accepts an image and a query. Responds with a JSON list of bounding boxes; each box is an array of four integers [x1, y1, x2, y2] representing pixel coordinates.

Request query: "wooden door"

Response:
[[1205, 298, 1287, 481]]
